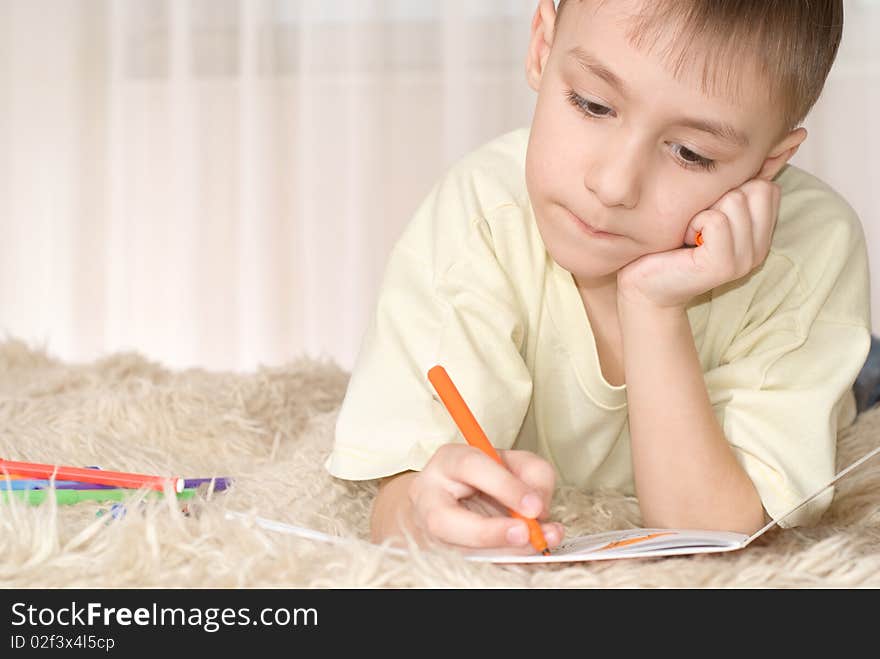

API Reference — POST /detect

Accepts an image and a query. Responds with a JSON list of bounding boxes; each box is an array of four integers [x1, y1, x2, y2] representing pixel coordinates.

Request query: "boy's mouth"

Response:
[[565, 208, 621, 239]]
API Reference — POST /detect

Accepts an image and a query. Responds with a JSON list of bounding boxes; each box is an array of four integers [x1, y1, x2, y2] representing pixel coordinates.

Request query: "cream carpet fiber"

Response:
[[1, 338, 878, 588]]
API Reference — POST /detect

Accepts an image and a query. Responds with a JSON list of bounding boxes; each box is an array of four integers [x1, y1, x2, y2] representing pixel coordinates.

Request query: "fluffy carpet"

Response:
[[1, 337, 878, 588]]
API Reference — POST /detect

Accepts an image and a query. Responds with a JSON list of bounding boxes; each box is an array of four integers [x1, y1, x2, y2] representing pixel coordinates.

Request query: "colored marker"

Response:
[[0, 468, 104, 482], [184, 477, 233, 492], [1, 474, 232, 491], [0, 458, 184, 493], [427, 365, 551, 556], [0, 479, 113, 491], [1, 487, 196, 505]]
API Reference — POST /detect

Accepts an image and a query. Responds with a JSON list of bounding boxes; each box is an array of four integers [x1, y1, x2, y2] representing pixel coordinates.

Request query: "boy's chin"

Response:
[[550, 252, 622, 282]]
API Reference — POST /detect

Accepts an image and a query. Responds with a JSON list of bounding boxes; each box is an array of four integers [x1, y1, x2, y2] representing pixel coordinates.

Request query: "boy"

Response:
[[325, 0, 871, 555]]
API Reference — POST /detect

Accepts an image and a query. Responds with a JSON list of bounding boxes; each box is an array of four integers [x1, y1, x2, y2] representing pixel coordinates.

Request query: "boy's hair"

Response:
[[555, 0, 844, 139]]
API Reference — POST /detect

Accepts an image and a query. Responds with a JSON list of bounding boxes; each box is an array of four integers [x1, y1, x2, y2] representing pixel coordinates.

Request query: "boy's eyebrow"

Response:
[[568, 46, 633, 100], [566, 46, 750, 148]]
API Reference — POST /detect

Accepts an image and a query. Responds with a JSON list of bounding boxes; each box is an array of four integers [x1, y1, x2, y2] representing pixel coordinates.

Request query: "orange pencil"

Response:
[[695, 231, 704, 246], [426, 365, 551, 556], [0, 458, 184, 493]]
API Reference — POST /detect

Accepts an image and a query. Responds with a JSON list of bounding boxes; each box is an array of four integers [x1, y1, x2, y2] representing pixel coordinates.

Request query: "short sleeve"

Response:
[[324, 203, 533, 481], [703, 201, 871, 528]]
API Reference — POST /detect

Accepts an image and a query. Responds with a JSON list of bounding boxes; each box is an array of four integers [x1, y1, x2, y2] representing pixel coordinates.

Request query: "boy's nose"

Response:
[[584, 138, 643, 210]]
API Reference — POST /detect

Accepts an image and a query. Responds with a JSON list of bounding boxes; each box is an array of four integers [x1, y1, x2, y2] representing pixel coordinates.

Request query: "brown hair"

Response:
[[554, 0, 844, 139]]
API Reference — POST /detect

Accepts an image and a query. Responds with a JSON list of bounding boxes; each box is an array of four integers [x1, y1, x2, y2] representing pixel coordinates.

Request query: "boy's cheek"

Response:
[[636, 222, 693, 253], [649, 197, 708, 242]]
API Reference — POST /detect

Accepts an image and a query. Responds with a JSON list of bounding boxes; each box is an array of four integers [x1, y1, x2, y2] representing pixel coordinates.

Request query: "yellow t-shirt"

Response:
[[325, 126, 872, 528]]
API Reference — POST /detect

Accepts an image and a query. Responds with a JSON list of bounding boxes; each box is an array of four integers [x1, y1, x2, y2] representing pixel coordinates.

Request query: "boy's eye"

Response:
[[678, 147, 699, 161], [583, 100, 613, 117], [669, 145, 717, 172], [564, 89, 717, 173], [565, 89, 614, 118]]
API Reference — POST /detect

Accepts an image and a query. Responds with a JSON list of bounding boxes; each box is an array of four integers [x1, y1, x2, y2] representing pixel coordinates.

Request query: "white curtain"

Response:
[[0, 0, 877, 374]]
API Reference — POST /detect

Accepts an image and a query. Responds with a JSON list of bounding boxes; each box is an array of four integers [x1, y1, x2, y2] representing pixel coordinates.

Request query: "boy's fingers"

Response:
[[501, 450, 556, 516], [443, 521, 567, 556], [685, 208, 721, 247], [415, 487, 531, 548], [440, 446, 544, 519], [412, 478, 567, 551], [742, 181, 780, 257], [715, 190, 755, 270], [545, 523, 565, 546], [684, 216, 704, 247]]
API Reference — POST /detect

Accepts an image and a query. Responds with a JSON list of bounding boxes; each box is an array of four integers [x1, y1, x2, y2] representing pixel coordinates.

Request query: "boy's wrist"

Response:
[[616, 270, 691, 316], [370, 470, 421, 546], [616, 285, 688, 327]]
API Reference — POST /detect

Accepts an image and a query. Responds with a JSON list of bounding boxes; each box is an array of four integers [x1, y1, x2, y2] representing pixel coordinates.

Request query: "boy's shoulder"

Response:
[[772, 163, 866, 263], [394, 127, 536, 274], [443, 126, 532, 212], [745, 163, 871, 329]]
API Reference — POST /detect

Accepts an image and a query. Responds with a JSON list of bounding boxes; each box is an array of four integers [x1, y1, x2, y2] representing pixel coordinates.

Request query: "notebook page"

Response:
[[463, 527, 749, 563]]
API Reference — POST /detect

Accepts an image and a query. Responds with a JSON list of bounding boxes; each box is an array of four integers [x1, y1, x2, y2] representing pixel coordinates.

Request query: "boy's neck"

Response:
[[574, 273, 621, 337], [574, 273, 625, 386], [573, 272, 618, 314]]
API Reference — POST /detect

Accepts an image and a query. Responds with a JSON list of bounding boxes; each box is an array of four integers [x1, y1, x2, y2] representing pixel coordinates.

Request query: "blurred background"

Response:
[[0, 0, 877, 374]]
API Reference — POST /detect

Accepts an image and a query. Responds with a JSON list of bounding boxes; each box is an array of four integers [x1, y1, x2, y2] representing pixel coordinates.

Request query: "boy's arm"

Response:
[[618, 298, 766, 535]]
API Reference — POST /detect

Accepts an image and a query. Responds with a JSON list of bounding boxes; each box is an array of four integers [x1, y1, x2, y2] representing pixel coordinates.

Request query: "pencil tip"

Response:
[[542, 548, 551, 556]]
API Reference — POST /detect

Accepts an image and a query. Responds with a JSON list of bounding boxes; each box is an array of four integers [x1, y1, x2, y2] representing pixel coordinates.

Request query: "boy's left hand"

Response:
[[617, 178, 782, 310]]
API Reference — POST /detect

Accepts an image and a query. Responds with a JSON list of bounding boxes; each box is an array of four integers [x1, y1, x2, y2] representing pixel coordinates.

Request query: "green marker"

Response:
[[0, 487, 197, 505]]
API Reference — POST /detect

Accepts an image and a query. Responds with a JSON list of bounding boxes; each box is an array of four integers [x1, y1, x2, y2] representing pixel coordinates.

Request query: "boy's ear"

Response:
[[756, 127, 808, 181], [525, 0, 559, 92]]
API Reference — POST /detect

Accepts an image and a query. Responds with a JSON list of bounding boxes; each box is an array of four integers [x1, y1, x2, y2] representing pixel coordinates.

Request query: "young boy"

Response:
[[325, 0, 871, 555]]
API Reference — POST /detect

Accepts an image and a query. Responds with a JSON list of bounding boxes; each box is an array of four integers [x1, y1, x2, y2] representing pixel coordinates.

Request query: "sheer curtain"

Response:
[[0, 0, 877, 374]]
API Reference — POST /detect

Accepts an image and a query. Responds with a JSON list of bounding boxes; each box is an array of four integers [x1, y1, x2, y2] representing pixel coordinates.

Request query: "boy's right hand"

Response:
[[403, 444, 565, 554]]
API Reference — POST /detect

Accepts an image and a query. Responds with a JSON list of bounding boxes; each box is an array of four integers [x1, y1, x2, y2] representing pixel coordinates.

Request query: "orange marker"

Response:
[[0, 458, 184, 493], [426, 365, 551, 556], [695, 231, 704, 246]]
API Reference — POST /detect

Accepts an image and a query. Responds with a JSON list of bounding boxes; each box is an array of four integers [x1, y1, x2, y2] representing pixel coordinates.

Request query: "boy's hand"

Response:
[[616, 178, 782, 310], [406, 445, 565, 555]]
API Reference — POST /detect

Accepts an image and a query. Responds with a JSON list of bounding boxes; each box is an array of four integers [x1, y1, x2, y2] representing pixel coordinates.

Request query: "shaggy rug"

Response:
[[1, 337, 878, 588]]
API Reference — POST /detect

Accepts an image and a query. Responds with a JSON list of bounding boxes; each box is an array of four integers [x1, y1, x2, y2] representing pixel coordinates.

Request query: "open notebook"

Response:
[[226, 444, 880, 564]]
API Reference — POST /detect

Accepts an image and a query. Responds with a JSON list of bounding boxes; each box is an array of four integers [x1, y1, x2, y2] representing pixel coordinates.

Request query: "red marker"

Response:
[[0, 458, 184, 493]]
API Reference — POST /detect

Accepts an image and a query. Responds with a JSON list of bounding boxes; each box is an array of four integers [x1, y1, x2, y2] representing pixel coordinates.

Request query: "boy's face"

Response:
[[524, 0, 805, 290]]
